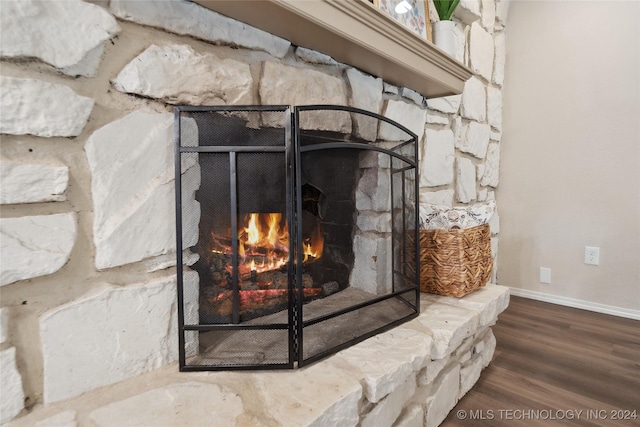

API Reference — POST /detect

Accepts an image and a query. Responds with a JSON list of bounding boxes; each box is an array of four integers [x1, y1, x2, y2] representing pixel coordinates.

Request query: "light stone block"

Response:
[[35, 410, 78, 427], [460, 76, 486, 121], [0, 307, 7, 344], [85, 110, 200, 270], [481, 0, 496, 33], [361, 375, 416, 427], [493, 32, 506, 86], [490, 128, 502, 142], [183, 270, 199, 358], [420, 189, 454, 207], [40, 276, 178, 403], [473, 334, 486, 358], [0, 0, 120, 77], [0, 77, 94, 137], [463, 24, 471, 66], [394, 404, 424, 427], [425, 363, 460, 427], [454, 0, 482, 24], [357, 212, 392, 233], [260, 62, 351, 133], [459, 355, 484, 398], [489, 206, 500, 235], [427, 95, 461, 114], [0, 347, 25, 425], [1, 213, 77, 286], [454, 336, 475, 364], [400, 87, 424, 106], [418, 357, 452, 387], [61, 45, 107, 78], [384, 82, 399, 95], [421, 285, 510, 329], [379, 100, 426, 144], [426, 111, 449, 125], [418, 301, 480, 359], [420, 129, 455, 187], [477, 163, 486, 181], [496, 0, 511, 26], [295, 47, 338, 65], [356, 167, 390, 212], [469, 22, 494, 81], [110, 0, 290, 58], [349, 233, 392, 295], [459, 121, 491, 159], [452, 116, 463, 145], [334, 328, 432, 403], [481, 143, 500, 187], [144, 250, 199, 273], [90, 382, 242, 427], [0, 160, 68, 204], [478, 188, 488, 201], [456, 157, 476, 203], [113, 44, 253, 105], [482, 329, 497, 367], [253, 363, 362, 427], [359, 150, 390, 169], [346, 68, 383, 141], [453, 21, 467, 63], [487, 85, 503, 130]]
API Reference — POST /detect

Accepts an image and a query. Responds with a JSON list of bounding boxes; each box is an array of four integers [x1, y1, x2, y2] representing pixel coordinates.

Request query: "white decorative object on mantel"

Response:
[[433, 20, 457, 58]]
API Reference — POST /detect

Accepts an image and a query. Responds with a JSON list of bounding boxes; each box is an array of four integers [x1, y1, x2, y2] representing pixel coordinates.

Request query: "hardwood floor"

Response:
[[442, 296, 640, 426]]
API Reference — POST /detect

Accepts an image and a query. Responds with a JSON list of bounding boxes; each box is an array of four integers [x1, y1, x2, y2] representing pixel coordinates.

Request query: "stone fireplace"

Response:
[[0, 0, 508, 425]]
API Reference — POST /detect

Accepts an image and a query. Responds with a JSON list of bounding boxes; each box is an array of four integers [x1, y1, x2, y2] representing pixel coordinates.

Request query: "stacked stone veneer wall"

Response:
[[0, 0, 509, 424]]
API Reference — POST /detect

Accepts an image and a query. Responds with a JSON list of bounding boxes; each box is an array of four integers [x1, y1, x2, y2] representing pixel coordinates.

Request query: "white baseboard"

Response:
[[508, 287, 640, 321]]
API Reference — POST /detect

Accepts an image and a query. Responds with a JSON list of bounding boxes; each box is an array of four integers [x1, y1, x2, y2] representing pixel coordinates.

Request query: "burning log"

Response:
[[202, 288, 323, 319], [199, 211, 326, 322]]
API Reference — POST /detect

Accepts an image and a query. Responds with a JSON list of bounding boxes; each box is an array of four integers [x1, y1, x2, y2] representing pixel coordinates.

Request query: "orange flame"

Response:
[[303, 225, 324, 262], [240, 213, 291, 274], [245, 214, 261, 246], [217, 213, 323, 277]]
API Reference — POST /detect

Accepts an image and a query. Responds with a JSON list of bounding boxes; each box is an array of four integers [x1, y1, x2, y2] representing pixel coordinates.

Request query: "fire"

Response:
[[242, 213, 288, 252], [303, 224, 324, 262], [211, 213, 323, 279], [237, 213, 322, 273], [239, 213, 289, 274], [246, 214, 261, 246]]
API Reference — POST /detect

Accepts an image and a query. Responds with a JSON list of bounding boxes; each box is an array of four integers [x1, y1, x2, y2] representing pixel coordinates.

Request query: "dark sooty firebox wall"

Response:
[[175, 105, 420, 370]]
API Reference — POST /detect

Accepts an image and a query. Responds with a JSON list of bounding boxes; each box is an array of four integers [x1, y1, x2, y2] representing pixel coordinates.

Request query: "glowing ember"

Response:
[[209, 288, 323, 314]]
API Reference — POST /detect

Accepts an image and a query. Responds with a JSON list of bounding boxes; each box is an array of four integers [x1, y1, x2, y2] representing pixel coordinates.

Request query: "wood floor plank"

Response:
[[442, 296, 640, 426], [449, 367, 622, 426]]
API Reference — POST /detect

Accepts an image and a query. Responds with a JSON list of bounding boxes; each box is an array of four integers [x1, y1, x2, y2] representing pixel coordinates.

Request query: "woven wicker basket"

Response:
[[408, 224, 493, 298]]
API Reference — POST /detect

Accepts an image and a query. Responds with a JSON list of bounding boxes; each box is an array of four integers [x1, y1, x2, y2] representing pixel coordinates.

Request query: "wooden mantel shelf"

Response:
[[193, 0, 473, 99]]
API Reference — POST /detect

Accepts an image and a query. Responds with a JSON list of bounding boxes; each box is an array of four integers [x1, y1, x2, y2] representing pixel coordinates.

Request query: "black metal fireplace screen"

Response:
[[175, 105, 419, 370]]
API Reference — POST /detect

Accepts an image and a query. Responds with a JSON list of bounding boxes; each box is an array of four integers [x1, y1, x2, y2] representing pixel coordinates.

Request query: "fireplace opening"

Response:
[[175, 105, 420, 370]]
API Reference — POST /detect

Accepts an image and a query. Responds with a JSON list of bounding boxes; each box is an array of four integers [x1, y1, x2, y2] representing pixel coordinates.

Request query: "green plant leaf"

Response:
[[433, 0, 460, 21]]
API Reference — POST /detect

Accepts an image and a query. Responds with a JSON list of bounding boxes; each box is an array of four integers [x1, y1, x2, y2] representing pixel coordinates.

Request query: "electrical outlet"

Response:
[[540, 267, 551, 284], [585, 246, 600, 265]]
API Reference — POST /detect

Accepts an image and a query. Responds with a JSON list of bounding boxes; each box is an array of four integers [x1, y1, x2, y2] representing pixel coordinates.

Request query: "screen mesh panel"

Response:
[[175, 106, 418, 370], [190, 328, 290, 367]]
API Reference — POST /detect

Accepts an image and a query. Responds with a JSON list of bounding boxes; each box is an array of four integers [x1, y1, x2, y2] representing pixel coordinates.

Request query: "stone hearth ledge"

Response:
[[8, 285, 508, 427]]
